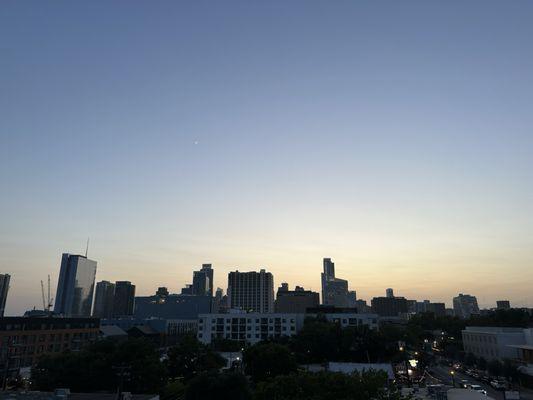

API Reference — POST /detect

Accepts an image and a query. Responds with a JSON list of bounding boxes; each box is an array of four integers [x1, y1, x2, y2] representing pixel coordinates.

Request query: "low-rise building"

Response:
[[197, 311, 379, 345], [462, 326, 527, 360], [0, 317, 99, 375]]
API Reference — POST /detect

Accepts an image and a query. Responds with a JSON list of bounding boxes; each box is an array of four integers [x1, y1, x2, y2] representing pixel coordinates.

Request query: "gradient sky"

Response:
[[1, 1, 533, 316]]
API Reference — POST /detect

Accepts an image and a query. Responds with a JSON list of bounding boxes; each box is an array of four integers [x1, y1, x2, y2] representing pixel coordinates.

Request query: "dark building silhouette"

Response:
[[227, 269, 274, 313], [275, 283, 320, 313], [113, 281, 136, 317], [134, 293, 212, 319], [0, 274, 10, 317], [497, 300, 511, 310], [371, 296, 408, 317], [54, 254, 97, 317], [321, 258, 351, 307], [93, 280, 115, 318]]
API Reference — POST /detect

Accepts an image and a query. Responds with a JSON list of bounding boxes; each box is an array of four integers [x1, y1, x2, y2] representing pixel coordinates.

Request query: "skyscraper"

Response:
[[192, 270, 210, 296], [93, 280, 115, 318], [113, 281, 136, 317], [386, 288, 394, 298], [274, 283, 319, 313], [0, 274, 10, 317], [54, 254, 97, 317], [453, 293, 480, 319], [227, 269, 274, 313], [201, 264, 214, 297], [321, 258, 350, 307]]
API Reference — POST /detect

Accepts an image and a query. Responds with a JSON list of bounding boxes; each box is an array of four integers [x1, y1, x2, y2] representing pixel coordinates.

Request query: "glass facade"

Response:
[[54, 254, 97, 317]]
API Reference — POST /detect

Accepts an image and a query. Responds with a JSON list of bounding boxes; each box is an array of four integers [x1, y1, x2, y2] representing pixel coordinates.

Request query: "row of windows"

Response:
[[465, 345, 498, 358], [201, 318, 296, 324], [199, 325, 295, 332], [464, 334, 497, 344], [1, 331, 97, 345]]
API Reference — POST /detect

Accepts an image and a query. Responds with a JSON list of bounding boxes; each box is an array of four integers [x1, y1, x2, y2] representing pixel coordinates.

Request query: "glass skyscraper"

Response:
[[54, 254, 97, 317]]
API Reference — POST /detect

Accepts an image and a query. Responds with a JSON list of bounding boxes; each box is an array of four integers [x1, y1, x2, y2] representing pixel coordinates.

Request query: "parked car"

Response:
[[460, 380, 470, 388], [490, 380, 507, 390], [470, 384, 487, 395]]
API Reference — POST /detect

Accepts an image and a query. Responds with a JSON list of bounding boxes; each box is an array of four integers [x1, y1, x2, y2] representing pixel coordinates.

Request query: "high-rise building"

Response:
[[93, 280, 115, 318], [113, 281, 136, 317], [386, 288, 394, 298], [201, 264, 214, 297], [227, 269, 274, 313], [182, 263, 214, 297], [453, 293, 480, 319], [54, 254, 97, 317], [0, 274, 10, 317], [496, 300, 511, 310], [321, 258, 351, 307], [275, 283, 320, 313], [156, 287, 169, 298], [192, 270, 210, 296]]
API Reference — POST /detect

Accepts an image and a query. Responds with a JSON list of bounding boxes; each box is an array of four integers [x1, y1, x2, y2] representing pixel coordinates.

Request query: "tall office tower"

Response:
[[386, 288, 394, 298], [321, 258, 350, 307], [227, 269, 274, 313], [496, 300, 511, 310], [0, 274, 10, 317], [156, 287, 169, 298], [192, 270, 210, 296], [93, 280, 115, 318], [201, 264, 214, 296], [453, 293, 480, 319], [54, 254, 97, 317], [113, 281, 136, 317]]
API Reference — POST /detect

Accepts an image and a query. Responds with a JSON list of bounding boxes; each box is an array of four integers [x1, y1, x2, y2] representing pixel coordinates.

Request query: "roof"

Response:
[[327, 362, 395, 379], [100, 325, 127, 337]]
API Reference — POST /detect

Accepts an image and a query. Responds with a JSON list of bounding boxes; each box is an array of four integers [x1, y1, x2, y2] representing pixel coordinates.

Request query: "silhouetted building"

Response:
[[355, 299, 372, 313], [321, 258, 351, 307], [497, 300, 511, 310], [386, 288, 394, 298], [371, 296, 408, 317], [453, 293, 480, 319], [427, 302, 446, 317], [156, 287, 169, 298], [113, 281, 136, 317], [227, 269, 274, 313], [54, 254, 97, 317], [181, 284, 193, 295], [0, 274, 10, 317], [192, 270, 209, 296], [275, 283, 320, 313], [201, 264, 214, 296], [0, 317, 99, 371], [93, 280, 115, 318], [134, 294, 212, 319]]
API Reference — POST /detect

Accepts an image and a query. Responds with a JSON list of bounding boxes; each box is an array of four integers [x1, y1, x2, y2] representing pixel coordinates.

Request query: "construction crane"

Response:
[[40, 275, 54, 313]]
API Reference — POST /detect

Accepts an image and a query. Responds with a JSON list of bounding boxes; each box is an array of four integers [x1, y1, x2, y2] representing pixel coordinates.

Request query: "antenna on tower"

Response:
[[85, 237, 90, 258]]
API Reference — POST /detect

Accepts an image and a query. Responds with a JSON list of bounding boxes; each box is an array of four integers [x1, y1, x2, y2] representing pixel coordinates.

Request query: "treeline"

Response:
[[33, 318, 406, 400]]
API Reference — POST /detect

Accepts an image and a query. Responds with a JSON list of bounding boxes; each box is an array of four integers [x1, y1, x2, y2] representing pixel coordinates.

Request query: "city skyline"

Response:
[[2, 1, 533, 315]]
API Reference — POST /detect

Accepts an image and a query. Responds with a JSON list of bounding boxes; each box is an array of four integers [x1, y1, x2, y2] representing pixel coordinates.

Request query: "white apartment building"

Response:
[[197, 311, 379, 345], [462, 326, 526, 360]]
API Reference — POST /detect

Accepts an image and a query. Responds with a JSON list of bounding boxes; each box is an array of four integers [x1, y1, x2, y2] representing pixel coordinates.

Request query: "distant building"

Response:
[[355, 299, 372, 313], [321, 258, 352, 307], [0, 317, 99, 372], [371, 296, 408, 317], [274, 283, 319, 313], [496, 300, 511, 310], [182, 263, 214, 297], [462, 326, 532, 361], [0, 274, 10, 317], [227, 269, 274, 313], [156, 287, 169, 298], [134, 293, 212, 319], [54, 254, 97, 317], [427, 302, 446, 317], [113, 281, 136, 317], [453, 294, 480, 319], [93, 280, 115, 318], [386, 288, 394, 298]]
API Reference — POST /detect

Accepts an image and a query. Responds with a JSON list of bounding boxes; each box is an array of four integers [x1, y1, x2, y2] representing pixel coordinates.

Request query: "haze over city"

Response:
[[2, 1, 533, 316]]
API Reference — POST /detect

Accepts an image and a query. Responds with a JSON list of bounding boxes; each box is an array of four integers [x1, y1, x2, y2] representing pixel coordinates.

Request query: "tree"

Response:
[[32, 338, 166, 394], [185, 372, 251, 400], [254, 370, 398, 400], [166, 335, 226, 381], [243, 342, 297, 382], [488, 359, 503, 377]]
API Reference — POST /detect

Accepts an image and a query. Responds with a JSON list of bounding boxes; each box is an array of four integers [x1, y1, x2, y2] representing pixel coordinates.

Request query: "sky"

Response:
[[1, 1, 533, 316]]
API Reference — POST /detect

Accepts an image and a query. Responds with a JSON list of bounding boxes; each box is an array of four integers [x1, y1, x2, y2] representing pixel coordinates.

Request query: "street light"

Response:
[[450, 370, 455, 387]]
